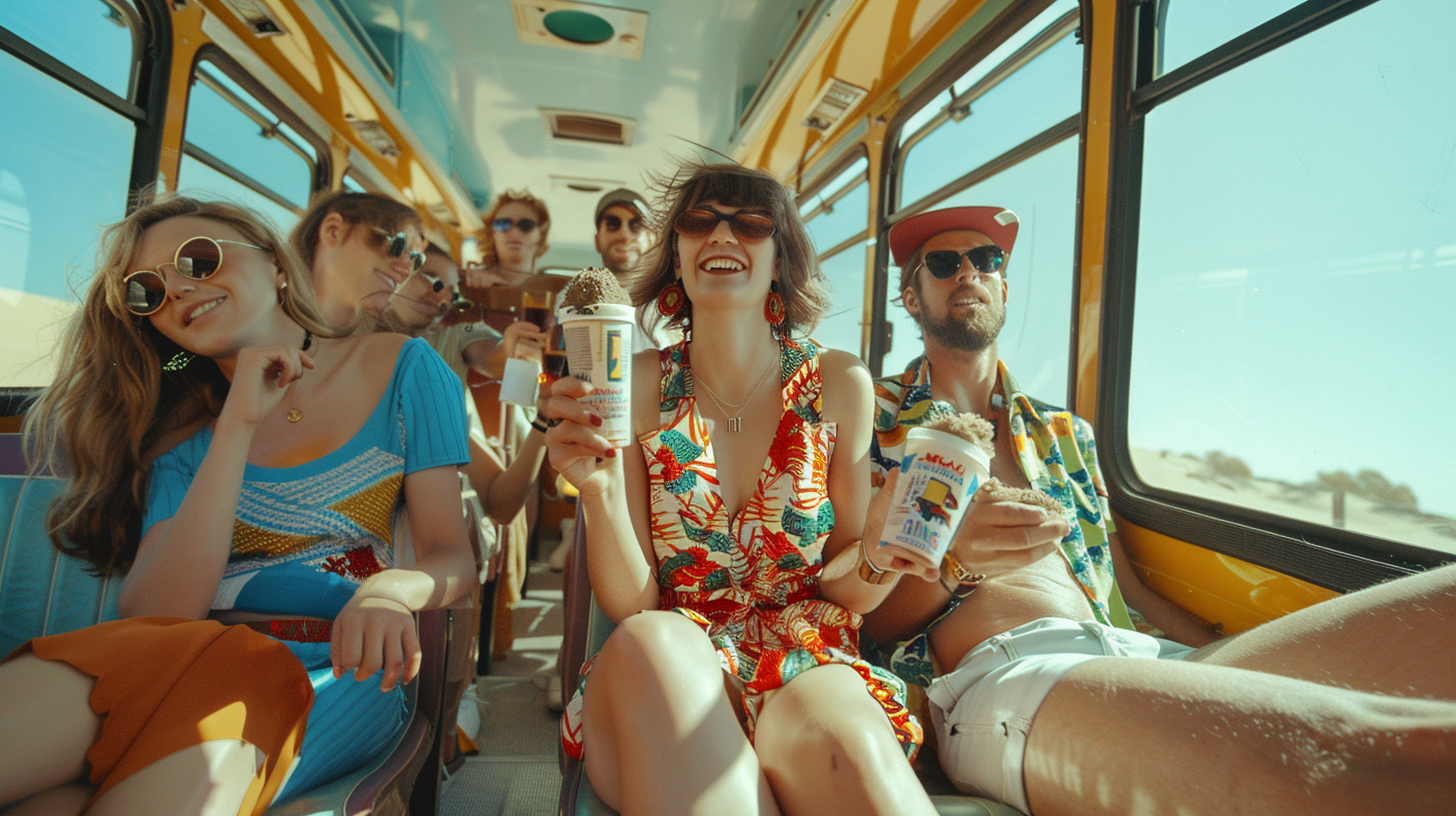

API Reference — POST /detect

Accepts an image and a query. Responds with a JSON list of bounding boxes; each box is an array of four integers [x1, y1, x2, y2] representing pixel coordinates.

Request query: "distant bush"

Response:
[[1317, 468, 1419, 511], [1204, 451, 1253, 480]]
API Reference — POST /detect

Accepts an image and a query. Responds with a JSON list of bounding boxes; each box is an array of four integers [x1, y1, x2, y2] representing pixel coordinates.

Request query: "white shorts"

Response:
[[925, 617, 1195, 814]]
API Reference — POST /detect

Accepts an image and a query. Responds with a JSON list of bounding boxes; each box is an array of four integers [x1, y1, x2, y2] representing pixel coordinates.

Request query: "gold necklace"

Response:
[[694, 356, 777, 433]]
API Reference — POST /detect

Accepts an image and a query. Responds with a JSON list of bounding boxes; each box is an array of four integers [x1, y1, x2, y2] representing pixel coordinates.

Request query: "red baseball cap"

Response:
[[887, 206, 1020, 267]]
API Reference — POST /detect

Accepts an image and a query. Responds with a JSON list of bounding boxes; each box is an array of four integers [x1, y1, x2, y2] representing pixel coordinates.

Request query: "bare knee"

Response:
[[594, 611, 719, 681], [756, 666, 901, 780]]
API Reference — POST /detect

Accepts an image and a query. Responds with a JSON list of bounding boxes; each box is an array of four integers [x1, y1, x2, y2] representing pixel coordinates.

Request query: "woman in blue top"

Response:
[[0, 196, 476, 816]]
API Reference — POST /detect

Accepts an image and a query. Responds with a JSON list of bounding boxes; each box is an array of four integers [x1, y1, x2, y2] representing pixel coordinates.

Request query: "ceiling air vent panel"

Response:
[[541, 109, 635, 146]]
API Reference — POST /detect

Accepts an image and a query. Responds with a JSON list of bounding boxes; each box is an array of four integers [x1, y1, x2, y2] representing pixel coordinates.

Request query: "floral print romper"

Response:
[[562, 339, 922, 761]]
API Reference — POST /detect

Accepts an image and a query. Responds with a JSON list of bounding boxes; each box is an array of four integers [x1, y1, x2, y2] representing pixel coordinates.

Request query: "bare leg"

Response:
[[581, 611, 779, 816], [0, 655, 101, 805], [1023, 657, 1456, 816], [1190, 564, 1456, 697], [88, 740, 264, 816], [755, 664, 936, 816]]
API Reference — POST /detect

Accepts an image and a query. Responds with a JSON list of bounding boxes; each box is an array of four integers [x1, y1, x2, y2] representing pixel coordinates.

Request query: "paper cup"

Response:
[[499, 356, 541, 406], [876, 427, 992, 571], [558, 304, 634, 446]]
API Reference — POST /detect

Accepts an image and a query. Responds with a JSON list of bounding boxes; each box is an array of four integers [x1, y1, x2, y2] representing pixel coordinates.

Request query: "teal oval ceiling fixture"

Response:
[[543, 10, 615, 44]]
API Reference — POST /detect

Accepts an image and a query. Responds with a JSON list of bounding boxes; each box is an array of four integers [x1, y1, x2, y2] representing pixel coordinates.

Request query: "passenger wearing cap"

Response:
[[592, 187, 652, 278], [592, 187, 682, 351], [859, 206, 1456, 816]]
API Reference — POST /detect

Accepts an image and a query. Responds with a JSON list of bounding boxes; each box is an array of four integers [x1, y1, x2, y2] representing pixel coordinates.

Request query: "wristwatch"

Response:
[[940, 553, 986, 599], [858, 539, 897, 585]]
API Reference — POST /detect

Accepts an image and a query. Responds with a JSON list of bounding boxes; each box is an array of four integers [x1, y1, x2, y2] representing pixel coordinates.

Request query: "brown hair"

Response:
[[478, 190, 551, 268], [24, 196, 334, 575], [289, 191, 423, 271], [632, 161, 829, 335]]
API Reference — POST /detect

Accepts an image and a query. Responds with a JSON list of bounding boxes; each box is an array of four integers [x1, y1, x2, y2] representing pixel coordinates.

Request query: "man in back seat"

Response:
[[860, 206, 1456, 816]]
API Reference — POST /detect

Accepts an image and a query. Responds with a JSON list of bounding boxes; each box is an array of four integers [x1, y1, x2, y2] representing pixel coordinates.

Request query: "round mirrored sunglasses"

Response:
[[672, 208, 776, 242], [372, 228, 427, 273], [123, 236, 267, 316], [493, 217, 539, 233]]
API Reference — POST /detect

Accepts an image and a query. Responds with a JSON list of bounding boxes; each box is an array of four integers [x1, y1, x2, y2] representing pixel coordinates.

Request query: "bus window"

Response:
[[178, 60, 319, 232], [342, 170, 369, 193], [0, 2, 139, 388], [801, 156, 869, 358], [1126, 0, 1456, 558], [0, 0, 138, 99], [1158, 0, 1305, 77], [885, 0, 1081, 402], [896, 0, 1079, 210]]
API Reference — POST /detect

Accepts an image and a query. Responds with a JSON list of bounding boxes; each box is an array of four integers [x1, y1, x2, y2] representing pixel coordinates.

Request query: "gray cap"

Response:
[[594, 188, 648, 224]]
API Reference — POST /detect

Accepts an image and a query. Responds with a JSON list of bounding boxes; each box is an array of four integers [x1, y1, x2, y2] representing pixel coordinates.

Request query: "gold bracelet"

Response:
[[939, 553, 986, 599], [858, 539, 897, 585]]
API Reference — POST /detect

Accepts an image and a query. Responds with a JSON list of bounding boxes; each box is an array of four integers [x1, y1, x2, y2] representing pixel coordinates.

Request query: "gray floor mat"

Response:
[[440, 756, 560, 816]]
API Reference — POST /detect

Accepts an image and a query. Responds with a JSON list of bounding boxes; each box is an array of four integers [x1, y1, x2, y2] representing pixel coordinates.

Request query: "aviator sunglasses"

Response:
[[373, 228, 427, 273], [492, 217, 539, 233], [921, 245, 1006, 280], [672, 208, 776, 242], [123, 236, 266, 316]]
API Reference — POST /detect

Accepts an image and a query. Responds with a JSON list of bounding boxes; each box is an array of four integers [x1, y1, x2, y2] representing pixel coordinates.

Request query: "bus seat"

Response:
[[0, 434, 454, 816], [553, 500, 1028, 816]]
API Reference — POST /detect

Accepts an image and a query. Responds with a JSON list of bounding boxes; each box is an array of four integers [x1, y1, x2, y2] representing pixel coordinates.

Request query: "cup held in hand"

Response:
[[558, 303, 634, 446], [876, 427, 992, 572]]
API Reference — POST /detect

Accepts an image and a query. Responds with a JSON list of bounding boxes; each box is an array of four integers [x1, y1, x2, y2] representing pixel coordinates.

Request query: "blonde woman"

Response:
[[1, 197, 475, 816]]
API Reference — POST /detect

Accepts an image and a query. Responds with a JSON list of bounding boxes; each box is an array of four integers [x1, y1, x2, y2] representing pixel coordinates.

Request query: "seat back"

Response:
[[0, 434, 450, 815]]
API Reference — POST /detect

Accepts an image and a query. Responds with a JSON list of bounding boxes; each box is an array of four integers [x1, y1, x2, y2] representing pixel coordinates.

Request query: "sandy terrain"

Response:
[[1131, 448, 1456, 557]]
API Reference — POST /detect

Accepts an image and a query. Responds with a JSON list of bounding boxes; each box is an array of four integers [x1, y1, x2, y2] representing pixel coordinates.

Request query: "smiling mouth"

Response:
[[701, 258, 745, 272], [185, 297, 224, 325], [375, 270, 402, 290]]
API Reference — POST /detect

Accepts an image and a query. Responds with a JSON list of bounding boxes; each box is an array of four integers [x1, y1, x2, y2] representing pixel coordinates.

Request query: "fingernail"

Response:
[[591, 415, 603, 426], [605, 448, 617, 458]]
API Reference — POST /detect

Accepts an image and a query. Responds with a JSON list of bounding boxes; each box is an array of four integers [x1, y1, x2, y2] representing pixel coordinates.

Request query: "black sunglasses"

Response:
[[601, 214, 644, 232], [123, 236, 267, 316], [493, 217, 539, 233], [372, 228, 426, 273], [672, 208, 776, 242], [921, 245, 1006, 280]]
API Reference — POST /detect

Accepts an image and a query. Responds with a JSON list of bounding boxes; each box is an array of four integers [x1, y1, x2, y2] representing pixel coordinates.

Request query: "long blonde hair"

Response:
[[23, 196, 334, 575]]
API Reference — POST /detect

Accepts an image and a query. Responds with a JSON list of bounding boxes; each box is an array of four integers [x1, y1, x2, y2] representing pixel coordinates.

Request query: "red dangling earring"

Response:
[[764, 281, 785, 329], [658, 279, 686, 318]]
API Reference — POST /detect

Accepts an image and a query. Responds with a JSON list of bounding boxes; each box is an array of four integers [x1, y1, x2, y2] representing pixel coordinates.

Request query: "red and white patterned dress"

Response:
[[562, 339, 922, 761]]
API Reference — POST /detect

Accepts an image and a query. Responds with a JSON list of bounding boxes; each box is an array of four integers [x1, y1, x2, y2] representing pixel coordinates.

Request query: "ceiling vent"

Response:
[[217, 0, 289, 37], [802, 77, 868, 132], [541, 109, 635, 146], [551, 175, 625, 194], [345, 117, 399, 158], [511, 0, 648, 60]]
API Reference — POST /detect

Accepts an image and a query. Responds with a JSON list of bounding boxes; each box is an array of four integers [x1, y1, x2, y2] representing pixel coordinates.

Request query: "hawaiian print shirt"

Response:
[[867, 355, 1127, 687]]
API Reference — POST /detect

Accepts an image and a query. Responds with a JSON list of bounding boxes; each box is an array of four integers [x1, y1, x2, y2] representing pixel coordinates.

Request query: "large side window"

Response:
[[883, 0, 1080, 400], [800, 155, 869, 359], [0, 1, 147, 388], [1110, 0, 1456, 576], [178, 59, 321, 232]]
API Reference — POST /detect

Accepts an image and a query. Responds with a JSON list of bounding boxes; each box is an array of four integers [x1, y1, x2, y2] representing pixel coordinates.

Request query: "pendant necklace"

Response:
[[285, 329, 314, 423], [694, 356, 777, 433]]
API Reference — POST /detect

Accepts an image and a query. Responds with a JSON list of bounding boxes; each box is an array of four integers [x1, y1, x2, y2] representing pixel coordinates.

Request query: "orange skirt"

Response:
[[10, 617, 314, 815]]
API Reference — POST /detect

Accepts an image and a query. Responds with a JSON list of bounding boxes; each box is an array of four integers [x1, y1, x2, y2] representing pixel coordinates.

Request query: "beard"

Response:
[[920, 292, 1006, 352]]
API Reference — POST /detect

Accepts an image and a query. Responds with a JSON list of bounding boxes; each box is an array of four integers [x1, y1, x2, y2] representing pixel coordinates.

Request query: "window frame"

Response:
[[875, 0, 1084, 390], [180, 48, 331, 215], [799, 147, 871, 358], [0, 0, 171, 206], [1097, 0, 1443, 594]]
